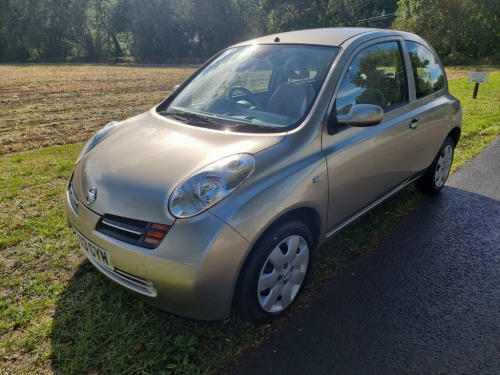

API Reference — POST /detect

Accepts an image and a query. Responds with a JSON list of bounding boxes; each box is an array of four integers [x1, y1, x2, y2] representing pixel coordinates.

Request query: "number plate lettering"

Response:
[[74, 230, 113, 271]]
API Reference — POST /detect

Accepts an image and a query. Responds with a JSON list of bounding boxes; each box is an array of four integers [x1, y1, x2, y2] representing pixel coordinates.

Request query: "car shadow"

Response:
[[49, 258, 229, 374]]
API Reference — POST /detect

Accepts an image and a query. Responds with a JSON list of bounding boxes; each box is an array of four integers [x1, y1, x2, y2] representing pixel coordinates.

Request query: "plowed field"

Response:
[[0, 65, 195, 155]]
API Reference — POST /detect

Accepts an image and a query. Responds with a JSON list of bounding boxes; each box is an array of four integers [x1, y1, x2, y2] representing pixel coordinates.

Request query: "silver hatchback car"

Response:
[[64, 28, 461, 322]]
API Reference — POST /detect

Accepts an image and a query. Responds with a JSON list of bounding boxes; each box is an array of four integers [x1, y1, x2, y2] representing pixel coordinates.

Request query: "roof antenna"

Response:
[[274, 37, 280, 43]]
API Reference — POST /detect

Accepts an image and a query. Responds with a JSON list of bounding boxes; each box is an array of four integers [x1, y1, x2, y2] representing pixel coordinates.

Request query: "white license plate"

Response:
[[75, 230, 114, 271]]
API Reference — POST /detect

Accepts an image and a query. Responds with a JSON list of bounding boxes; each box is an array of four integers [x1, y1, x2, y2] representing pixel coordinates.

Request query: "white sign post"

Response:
[[469, 72, 490, 99]]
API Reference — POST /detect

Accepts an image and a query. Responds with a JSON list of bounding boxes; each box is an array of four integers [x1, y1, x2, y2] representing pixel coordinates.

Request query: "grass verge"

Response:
[[0, 70, 499, 375], [448, 72, 500, 167]]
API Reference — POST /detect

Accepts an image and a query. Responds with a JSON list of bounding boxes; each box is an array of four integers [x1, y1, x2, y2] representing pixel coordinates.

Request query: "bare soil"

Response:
[[0, 65, 195, 155], [445, 66, 499, 81], [445, 69, 471, 81]]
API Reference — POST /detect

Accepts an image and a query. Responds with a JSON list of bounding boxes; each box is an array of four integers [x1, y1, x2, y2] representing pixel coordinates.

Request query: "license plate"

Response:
[[74, 230, 114, 271]]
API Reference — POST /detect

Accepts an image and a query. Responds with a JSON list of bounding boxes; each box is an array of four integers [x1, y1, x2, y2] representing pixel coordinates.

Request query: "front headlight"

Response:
[[76, 121, 122, 164], [169, 154, 255, 218]]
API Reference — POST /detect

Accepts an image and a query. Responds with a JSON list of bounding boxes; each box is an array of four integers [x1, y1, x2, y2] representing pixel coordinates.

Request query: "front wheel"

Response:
[[235, 221, 313, 323], [415, 137, 455, 194]]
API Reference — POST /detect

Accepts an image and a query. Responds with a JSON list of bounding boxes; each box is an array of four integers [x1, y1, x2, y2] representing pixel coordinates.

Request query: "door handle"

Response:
[[409, 118, 422, 129]]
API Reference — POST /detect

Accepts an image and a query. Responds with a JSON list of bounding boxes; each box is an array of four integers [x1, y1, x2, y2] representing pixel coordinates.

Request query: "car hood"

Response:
[[72, 109, 285, 224]]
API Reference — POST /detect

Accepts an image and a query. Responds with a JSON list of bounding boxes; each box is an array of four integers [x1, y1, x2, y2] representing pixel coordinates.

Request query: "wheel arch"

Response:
[[265, 207, 322, 249], [448, 127, 461, 147], [231, 206, 321, 313]]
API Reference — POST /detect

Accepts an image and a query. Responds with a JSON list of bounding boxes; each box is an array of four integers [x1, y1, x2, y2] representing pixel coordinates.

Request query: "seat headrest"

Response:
[[284, 58, 310, 80]]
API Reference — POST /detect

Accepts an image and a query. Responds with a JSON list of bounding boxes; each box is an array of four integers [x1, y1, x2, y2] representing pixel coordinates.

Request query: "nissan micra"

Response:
[[64, 28, 461, 322]]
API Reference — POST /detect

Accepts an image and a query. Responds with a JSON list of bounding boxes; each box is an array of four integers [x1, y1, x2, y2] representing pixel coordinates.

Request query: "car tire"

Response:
[[415, 136, 455, 194], [235, 221, 313, 323]]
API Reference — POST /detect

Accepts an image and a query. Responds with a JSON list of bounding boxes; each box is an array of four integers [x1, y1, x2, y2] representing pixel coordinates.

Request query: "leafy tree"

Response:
[[258, 0, 397, 33], [393, 0, 500, 62], [0, 0, 497, 63], [0, 0, 88, 62], [186, 0, 252, 57], [0, 0, 30, 61], [461, 0, 500, 60]]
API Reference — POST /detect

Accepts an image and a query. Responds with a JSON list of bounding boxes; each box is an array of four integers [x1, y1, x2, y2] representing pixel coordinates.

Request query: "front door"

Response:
[[322, 39, 424, 233]]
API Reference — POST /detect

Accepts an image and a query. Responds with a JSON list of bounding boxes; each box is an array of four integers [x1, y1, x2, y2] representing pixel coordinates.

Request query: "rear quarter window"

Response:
[[406, 41, 445, 99]]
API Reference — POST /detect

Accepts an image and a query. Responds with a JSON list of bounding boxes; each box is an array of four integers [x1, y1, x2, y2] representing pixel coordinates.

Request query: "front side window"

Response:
[[158, 44, 340, 133], [406, 41, 445, 99], [336, 41, 408, 116]]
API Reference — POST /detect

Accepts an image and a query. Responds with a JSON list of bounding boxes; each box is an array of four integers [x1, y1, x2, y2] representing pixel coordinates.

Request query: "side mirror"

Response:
[[337, 104, 383, 127], [172, 84, 180, 93]]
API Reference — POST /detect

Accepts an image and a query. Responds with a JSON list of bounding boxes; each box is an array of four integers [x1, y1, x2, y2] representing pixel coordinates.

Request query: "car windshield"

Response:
[[158, 44, 340, 133]]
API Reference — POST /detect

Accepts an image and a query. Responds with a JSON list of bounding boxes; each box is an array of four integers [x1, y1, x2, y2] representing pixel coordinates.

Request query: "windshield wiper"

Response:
[[158, 111, 220, 126], [159, 110, 279, 133]]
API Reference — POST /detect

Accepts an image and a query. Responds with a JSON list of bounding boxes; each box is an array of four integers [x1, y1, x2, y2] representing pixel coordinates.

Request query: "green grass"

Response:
[[448, 72, 500, 168], [0, 72, 499, 375]]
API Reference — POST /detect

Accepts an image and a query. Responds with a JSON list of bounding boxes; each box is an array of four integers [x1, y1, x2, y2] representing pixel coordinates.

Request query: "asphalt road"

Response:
[[229, 136, 500, 375]]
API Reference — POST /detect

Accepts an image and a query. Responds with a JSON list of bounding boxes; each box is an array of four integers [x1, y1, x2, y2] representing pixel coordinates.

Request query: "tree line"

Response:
[[0, 0, 498, 64]]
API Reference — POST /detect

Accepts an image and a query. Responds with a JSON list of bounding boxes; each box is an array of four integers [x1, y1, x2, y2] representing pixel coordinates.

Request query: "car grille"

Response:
[[96, 214, 170, 249]]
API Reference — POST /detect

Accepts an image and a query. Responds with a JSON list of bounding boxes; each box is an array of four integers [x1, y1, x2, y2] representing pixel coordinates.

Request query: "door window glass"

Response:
[[336, 42, 408, 115], [406, 41, 445, 98]]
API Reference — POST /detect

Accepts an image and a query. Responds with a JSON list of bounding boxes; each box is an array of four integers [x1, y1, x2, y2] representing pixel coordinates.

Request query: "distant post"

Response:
[[469, 72, 489, 99]]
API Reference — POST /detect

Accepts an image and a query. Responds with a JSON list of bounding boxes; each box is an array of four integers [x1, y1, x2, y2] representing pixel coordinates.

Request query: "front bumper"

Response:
[[64, 187, 251, 321]]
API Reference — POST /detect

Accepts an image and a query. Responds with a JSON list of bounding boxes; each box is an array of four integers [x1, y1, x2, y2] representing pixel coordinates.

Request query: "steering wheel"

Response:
[[228, 86, 263, 109]]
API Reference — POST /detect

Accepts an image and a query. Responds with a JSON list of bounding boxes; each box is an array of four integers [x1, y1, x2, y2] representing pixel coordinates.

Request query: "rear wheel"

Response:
[[235, 221, 313, 322], [415, 137, 455, 194]]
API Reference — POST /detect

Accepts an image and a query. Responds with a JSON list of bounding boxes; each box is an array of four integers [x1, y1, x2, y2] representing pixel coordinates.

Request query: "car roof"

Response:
[[235, 28, 418, 48]]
